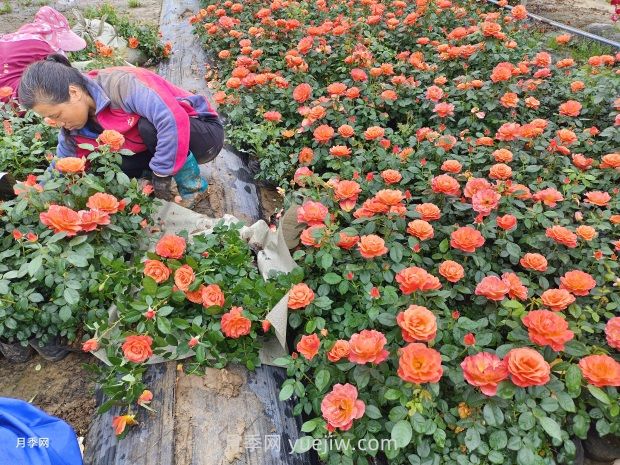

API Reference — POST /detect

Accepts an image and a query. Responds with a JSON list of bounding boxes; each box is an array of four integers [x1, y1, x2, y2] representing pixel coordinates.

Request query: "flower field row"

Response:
[[191, 0, 620, 464]]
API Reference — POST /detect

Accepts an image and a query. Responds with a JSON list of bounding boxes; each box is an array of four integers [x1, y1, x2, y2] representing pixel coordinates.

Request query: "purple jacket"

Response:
[[57, 67, 219, 175]]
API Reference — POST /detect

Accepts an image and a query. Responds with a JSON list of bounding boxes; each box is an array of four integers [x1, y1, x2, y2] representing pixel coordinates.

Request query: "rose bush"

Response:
[[0, 140, 157, 347], [193, 0, 620, 463], [82, 222, 297, 437]]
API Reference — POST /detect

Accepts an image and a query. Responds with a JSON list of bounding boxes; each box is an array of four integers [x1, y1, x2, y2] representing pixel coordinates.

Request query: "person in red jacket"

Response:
[[18, 56, 224, 206], [0, 6, 86, 102]]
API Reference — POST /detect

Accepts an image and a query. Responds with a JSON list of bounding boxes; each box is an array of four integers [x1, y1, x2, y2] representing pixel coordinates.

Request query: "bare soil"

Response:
[[526, 0, 614, 29], [0, 352, 97, 437], [0, 0, 162, 35]]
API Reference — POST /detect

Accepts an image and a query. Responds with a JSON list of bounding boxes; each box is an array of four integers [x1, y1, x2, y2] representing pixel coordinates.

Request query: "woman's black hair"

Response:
[[18, 54, 88, 109]]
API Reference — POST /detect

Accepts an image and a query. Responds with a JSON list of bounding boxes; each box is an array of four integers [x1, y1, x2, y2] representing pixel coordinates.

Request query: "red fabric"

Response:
[[0, 39, 54, 100], [73, 108, 147, 158]]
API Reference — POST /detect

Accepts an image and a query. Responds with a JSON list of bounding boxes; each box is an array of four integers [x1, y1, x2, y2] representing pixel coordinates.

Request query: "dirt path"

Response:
[[0, 0, 162, 35], [0, 353, 97, 437], [526, 0, 614, 29]]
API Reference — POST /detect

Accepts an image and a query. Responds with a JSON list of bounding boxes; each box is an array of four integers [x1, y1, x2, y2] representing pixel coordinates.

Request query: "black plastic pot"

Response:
[[583, 426, 620, 462], [0, 340, 34, 363]]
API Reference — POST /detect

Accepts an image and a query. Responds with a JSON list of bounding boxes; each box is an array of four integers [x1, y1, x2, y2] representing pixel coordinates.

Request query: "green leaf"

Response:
[[66, 252, 89, 268], [143, 276, 158, 295], [63, 288, 79, 306], [565, 364, 582, 394], [483, 404, 504, 426], [539, 416, 563, 441], [279, 383, 294, 401], [391, 420, 412, 449], [489, 431, 507, 450], [158, 306, 174, 317], [157, 316, 172, 335], [323, 273, 342, 285], [315, 369, 330, 392], [27, 255, 43, 277], [439, 238, 449, 253], [587, 385, 610, 404], [488, 451, 505, 464], [353, 365, 370, 389], [556, 391, 576, 412], [320, 253, 333, 269], [573, 414, 590, 439], [301, 418, 322, 433], [517, 447, 536, 465], [58, 306, 72, 321], [506, 242, 521, 258], [389, 243, 404, 263], [365, 404, 382, 419], [465, 428, 481, 451], [518, 412, 536, 430]]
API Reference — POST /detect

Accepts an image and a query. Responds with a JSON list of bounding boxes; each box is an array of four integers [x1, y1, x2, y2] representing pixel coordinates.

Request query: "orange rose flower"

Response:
[[431, 174, 460, 196], [533, 188, 564, 207], [97, 130, 125, 151], [128, 37, 139, 49], [298, 147, 314, 164], [40, 205, 82, 236], [496, 214, 517, 231], [407, 220, 434, 241], [461, 352, 509, 396], [600, 153, 620, 169], [0, 85, 13, 98], [221, 306, 251, 338], [450, 226, 485, 253], [464, 178, 492, 198], [329, 145, 352, 158], [333, 180, 362, 211], [358, 234, 388, 259], [137, 389, 153, 405], [397, 343, 443, 384], [78, 209, 110, 232], [571, 81, 584, 92], [416, 203, 441, 221], [288, 283, 315, 309], [313, 125, 334, 143], [502, 272, 528, 301], [87, 192, 120, 214], [122, 335, 153, 363], [506, 347, 550, 387], [475, 276, 509, 301], [338, 124, 354, 138], [374, 189, 404, 206], [579, 355, 620, 387], [327, 340, 351, 362], [492, 149, 513, 163], [576, 225, 597, 241], [143, 259, 171, 283], [364, 126, 385, 140], [560, 270, 596, 296], [321, 383, 365, 432], [185, 284, 206, 304], [433, 102, 455, 118], [396, 266, 442, 294], [438, 260, 464, 283], [559, 100, 582, 117], [606, 317, 620, 350], [174, 265, 195, 292], [202, 283, 225, 308], [293, 83, 312, 103], [585, 191, 611, 207], [441, 160, 462, 174], [55, 157, 86, 174], [348, 329, 389, 364], [546, 225, 577, 248], [155, 234, 186, 259], [297, 333, 320, 360], [522, 310, 574, 351], [397, 305, 437, 342], [300, 225, 326, 247], [500, 92, 518, 108], [489, 163, 512, 180], [297, 200, 328, 226], [381, 169, 402, 184], [511, 4, 528, 19], [337, 232, 360, 250], [82, 338, 99, 352], [112, 414, 138, 436], [540, 288, 575, 311]]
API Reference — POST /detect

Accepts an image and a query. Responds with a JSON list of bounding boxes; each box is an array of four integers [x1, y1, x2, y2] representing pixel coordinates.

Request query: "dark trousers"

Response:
[[120, 116, 224, 178]]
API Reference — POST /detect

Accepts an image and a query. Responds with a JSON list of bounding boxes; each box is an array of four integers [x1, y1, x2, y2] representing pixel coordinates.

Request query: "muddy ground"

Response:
[[526, 0, 614, 29], [0, 352, 97, 438]]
